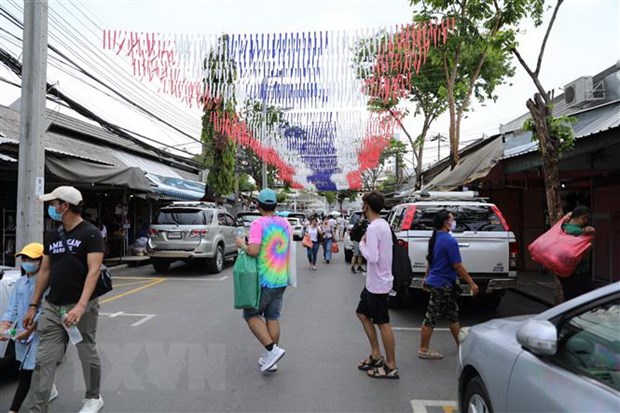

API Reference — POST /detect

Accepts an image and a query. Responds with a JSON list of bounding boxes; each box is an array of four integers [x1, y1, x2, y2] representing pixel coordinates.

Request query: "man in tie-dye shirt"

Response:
[[235, 188, 291, 373]]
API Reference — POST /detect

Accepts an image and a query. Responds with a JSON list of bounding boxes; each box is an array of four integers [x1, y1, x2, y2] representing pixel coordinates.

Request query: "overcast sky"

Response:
[[84, 0, 620, 163], [1, 0, 618, 171]]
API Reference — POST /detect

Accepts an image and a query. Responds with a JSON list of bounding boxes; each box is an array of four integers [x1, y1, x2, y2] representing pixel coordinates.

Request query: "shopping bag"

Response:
[[288, 241, 297, 288], [528, 215, 593, 277], [331, 241, 339, 253], [302, 233, 313, 248], [233, 251, 261, 309]]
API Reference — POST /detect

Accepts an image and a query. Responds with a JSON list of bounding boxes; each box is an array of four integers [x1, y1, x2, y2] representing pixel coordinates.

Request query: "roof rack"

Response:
[[167, 201, 222, 209], [405, 190, 487, 202]]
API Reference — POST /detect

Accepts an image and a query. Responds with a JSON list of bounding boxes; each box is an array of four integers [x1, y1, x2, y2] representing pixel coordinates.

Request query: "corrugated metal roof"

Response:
[[502, 100, 620, 160], [0, 153, 16, 162]]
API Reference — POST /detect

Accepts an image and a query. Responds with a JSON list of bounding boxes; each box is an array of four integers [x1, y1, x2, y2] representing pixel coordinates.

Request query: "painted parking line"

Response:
[[113, 276, 228, 282], [99, 311, 157, 327], [393, 327, 453, 332], [411, 399, 457, 413], [112, 280, 156, 288], [100, 278, 166, 304]]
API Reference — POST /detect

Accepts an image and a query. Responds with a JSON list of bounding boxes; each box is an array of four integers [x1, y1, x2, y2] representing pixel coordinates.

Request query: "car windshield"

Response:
[[287, 218, 300, 226], [238, 214, 261, 223], [154, 208, 211, 225], [412, 205, 506, 232]]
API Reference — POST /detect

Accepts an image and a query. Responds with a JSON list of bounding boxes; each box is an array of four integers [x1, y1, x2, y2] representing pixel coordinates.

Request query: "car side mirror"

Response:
[[516, 320, 557, 356]]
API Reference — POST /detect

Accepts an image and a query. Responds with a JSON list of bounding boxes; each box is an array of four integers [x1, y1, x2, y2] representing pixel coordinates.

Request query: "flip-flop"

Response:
[[418, 349, 444, 359], [367, 364, 399, 379]]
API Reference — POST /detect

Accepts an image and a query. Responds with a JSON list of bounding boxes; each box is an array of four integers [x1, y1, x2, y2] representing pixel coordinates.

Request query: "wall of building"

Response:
[[592, 185, 620, 282]]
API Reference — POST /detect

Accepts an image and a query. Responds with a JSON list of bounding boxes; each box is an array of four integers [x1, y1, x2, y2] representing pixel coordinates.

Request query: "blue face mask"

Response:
[[21, 262, 39, 274], [48, 205, 64, 221]]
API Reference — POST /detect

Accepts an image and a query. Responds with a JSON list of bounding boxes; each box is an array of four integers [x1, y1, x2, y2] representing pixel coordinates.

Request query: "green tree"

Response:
[[509, 0, 571, 303], [237, 173, 256, 193], [238, 100, 289, 189], [361, 137, 408, 191], [201, 35, 237, 197], [410, 0, 543, 168], [353, 29, 447, 189], [337, 190, 358, 211], [319, 191, 337, 207]]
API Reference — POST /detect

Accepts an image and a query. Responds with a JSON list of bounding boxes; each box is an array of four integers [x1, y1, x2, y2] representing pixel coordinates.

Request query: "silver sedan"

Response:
[[457, 282, 620, 413]]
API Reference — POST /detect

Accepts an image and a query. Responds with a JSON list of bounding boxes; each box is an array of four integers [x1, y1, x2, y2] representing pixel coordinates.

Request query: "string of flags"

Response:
[[102, 19, 454, 189]]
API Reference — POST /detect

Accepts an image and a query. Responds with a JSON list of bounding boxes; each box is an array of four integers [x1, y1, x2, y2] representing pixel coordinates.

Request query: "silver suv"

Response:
[[146, 202, 240, 273]]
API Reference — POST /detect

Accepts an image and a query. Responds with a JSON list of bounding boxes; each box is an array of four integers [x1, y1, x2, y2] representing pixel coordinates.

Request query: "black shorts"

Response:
[[356, 288, 390, 325]]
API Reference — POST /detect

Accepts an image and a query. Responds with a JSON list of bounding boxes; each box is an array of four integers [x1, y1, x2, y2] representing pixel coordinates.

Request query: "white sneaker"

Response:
[[48, 383, 59, 402], [258, 353, 278, 371], [79, 395, 104, 413], [260, 345, 285, 372]]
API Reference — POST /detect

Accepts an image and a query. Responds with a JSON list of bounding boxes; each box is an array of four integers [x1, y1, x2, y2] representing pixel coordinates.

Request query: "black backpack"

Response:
[[350, 220, 368, 242], [391, 230, 413, 293]]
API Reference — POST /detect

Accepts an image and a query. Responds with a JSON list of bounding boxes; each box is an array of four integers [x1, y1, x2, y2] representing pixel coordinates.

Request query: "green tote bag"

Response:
[[233, 250, 261, 309]]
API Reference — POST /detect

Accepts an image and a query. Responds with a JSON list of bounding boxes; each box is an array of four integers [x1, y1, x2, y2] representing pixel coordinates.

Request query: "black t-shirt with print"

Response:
[[44, 220, 105, 305]]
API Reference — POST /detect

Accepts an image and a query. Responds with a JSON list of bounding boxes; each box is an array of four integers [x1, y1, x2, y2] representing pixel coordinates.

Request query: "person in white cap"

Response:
[[22, 186, 105, 413]]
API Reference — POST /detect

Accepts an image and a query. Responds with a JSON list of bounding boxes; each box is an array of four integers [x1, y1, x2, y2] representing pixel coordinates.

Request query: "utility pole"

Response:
[[16, 0, 48, 249], [261, 101, 268, 189]]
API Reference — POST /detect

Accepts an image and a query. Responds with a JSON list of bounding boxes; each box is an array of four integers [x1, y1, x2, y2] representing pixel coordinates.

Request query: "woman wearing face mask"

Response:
[[1, 243, 58, 412], [418, 210, 479, 360]]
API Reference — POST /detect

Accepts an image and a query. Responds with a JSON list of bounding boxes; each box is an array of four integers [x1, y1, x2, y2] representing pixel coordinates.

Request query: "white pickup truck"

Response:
[[387, 191, 519, 309]]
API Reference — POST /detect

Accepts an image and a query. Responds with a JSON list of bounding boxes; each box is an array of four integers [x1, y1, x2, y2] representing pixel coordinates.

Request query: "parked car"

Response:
[[236, 211, 262, 238], [285, 218, 304, 240], [458, 282, 620, 413], [343, 211, 364, 263], [146, 202, 240, 273], [0, 267, 21, 369], [387, 191, 518, 309]]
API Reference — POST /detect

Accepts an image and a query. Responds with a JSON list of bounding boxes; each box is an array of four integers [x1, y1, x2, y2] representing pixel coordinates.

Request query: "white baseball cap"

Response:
[[39, 186, 83, 205]]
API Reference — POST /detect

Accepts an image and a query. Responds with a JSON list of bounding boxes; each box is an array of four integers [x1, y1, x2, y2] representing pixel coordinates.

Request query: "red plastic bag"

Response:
[[528, 215, 593, 277], [331, 242, 339, 253]]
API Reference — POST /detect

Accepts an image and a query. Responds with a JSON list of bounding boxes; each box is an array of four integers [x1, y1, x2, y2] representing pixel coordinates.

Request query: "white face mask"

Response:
[[450, 220, 457, 232]]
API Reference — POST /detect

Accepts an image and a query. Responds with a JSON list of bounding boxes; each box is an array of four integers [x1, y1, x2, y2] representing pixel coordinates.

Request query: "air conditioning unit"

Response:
[[564, 76, 594, 107]]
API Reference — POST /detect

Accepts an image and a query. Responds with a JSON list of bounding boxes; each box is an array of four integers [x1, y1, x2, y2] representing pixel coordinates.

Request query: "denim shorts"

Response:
[[352, 241, 361, 257], [243, 286, 286, 321]]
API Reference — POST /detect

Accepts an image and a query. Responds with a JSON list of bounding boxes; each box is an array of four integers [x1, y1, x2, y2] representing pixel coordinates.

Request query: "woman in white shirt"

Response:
[[305, 217, 323, 270]]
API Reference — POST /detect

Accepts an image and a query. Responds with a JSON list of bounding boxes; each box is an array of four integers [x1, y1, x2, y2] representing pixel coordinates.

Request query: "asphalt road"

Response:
[[0, 243, 548, 413]]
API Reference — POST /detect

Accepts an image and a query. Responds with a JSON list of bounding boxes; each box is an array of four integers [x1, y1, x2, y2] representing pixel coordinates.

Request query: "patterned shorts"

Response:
[[423, 286, 459, 328]]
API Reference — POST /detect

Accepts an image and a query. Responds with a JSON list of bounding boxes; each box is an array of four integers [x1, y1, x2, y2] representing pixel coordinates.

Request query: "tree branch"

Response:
[[512, 47, 550, 102], [535, 0, 564, 76]]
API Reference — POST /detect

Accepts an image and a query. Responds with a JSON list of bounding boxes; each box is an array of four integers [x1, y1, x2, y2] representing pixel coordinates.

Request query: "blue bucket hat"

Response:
[[258, 188, 277, 205]]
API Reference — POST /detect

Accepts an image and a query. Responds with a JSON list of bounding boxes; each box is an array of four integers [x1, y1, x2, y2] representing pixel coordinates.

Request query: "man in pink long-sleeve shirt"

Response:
[[356, 191, 399, 379]]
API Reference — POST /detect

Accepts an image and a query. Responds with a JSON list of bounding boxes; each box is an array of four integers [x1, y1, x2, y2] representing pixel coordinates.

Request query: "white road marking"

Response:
[[100, 312, 157, 326], [411, 399, 457, 413], [163, 276, 228, 281]]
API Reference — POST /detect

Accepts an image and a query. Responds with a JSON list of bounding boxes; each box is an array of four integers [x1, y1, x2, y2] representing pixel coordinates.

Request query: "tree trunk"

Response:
[[415, 118, 431, 189], [447, 78, 458, 168], [527, 92, 564, 304]]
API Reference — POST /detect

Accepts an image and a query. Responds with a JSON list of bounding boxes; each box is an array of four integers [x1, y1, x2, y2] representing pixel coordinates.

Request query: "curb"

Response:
[[106, 264, 128, 272], [509, 287, 554, 308]]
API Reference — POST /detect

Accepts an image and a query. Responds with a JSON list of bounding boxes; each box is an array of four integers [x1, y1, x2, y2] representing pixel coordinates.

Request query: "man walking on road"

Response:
[[22, 186, 105, 413], [235, 188, 291, 373], [356, 191, 399, 379]]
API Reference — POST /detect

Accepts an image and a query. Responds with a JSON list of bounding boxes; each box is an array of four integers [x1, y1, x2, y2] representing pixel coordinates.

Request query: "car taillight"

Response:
[[189, 229, 209, 238], [147, 228, 159, 237], [509, 241, 519, 270], [397, 239, 408, 251], [491, 205, 510, 231], [401, 206, 417, 231]]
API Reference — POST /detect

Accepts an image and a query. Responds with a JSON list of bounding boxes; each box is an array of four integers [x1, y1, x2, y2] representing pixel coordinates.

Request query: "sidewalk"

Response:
[[510, 271, 557, 307]]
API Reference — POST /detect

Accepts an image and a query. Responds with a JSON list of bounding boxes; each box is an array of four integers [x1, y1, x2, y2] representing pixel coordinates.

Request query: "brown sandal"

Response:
[[358, 355, 384, 371]]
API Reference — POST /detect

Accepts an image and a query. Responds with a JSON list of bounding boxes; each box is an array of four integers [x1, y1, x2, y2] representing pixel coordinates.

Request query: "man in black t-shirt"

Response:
[[23, 186, 105, 413]]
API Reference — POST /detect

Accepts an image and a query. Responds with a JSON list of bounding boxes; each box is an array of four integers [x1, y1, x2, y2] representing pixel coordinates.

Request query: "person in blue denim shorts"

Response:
[[235, 188, 291, 373]]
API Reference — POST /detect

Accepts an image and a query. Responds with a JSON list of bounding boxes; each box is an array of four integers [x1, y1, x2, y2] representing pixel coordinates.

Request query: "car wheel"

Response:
[[479, 291, 504, 311], [344, 249, 352, 263], [208, 245, 225, 274], [151, 258, 171, 273], [464, 376, 493, 413]]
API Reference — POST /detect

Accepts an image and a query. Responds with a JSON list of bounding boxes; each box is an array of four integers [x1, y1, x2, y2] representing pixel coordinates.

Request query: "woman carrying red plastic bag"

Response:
[[528, 206, 595, 301]]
